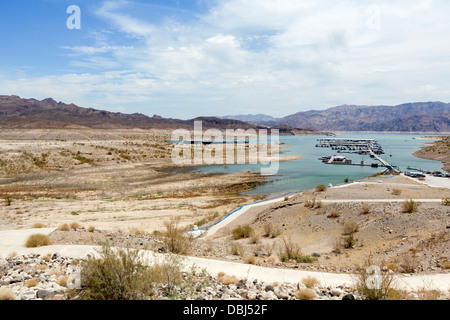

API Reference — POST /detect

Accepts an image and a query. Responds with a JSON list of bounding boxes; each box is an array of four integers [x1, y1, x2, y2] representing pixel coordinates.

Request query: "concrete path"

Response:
[[1, 228, 449, 292]]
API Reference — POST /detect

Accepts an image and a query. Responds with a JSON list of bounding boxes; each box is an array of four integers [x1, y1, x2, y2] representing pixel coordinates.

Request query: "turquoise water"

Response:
[[193, 133, 449, 197]]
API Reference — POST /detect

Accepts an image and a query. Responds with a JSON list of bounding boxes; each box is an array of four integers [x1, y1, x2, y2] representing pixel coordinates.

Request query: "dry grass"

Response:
[[244, 255, 259, 265], [34, 264, 48, 271], [217, 272, 240, 285], [25, 278, 39, 288], [57, 275, 69, 287], [32, 223, 46, 228], [229, 242, 245, 257], [41, 253, 52, 262], [161, 217, 192, 254], [327, 210, 341, 218], [359, 203, 371, 214], [302, 276, 320, 288], [263, 224, 282, 238], [25, 234, 51, 248], [342, 221, 359, 235], [294, 289, 316, 300], [58, 223, 70, 231], [0, 288, 17, 300], [402, 199, 419, 213], [70, 222, 82, 230], [88, 226, 96, 233]]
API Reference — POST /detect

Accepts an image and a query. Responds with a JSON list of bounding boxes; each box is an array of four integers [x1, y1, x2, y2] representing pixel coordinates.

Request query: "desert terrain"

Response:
[[0, 129, 268, 233], [1, 129, 449, 278]]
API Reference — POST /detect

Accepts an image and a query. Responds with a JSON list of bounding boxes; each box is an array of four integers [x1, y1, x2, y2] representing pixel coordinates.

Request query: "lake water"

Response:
[[193, 133, 448, 197]]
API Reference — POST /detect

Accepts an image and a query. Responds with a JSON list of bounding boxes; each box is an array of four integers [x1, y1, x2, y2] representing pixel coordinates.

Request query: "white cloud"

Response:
[[2, 0, 450, 117]]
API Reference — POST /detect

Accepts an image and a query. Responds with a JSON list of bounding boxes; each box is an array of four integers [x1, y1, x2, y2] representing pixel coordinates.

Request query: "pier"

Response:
[[317, 138, 399, 172]]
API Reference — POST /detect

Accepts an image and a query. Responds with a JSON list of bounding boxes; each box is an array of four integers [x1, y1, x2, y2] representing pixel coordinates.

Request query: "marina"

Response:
[[316, 138, 399, 172]]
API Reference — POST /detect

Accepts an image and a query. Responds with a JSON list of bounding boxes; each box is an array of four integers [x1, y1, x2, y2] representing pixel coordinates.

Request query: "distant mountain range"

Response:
[[2, 96, 448, 133], [0, 95, 329, 135], [222, 102, 450, 132]]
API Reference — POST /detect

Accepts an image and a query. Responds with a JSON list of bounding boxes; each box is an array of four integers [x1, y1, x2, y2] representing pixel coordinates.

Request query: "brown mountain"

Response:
[[0, 95, 319, 135], [277, 102, 450, 132]]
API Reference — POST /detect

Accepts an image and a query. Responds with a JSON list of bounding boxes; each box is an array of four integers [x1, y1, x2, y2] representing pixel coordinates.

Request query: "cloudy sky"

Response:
[[1, 0, 449, 119]]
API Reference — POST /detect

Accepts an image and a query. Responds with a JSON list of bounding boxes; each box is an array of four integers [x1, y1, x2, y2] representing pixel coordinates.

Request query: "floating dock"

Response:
[[317, 138, 399, 172]]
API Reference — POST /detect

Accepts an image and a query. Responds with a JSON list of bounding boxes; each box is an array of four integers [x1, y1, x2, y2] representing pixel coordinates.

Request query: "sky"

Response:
[[1, 0, 450, 119]]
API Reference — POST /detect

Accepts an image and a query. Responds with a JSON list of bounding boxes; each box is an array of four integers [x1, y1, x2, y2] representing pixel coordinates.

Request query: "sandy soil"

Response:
[[0, 129, 267, 234]]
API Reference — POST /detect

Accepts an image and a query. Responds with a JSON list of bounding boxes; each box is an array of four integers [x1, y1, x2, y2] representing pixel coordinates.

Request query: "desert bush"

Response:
[[277, 236, 316, 263], [88, 226, 96, 233], [301, 276, 320, 288], [73, 243, 178, 300], [399, 252, 418, 273], [343, 221, 359, 235], [229, 242, 245, 257], [58, 223, 70, 231], [4, 196, 12, 206], [0, 288, 16, 300], [392, 189, 402, 196], [25, 234, 51, 248], [402, 199, 419, 213], [294, 289, 316, 300], [249, 233, 260, 244], [162, 217, 191, 254], [217, 272, 240, 285], [232, 224, 254, 240], [25, 278, 39, 288], [244, 255, 259, 265], [442, 198, 450, 206], [359, 203, 371, 214], [327, 210, 341, 218], [304, 198, 315, 208], [70, 222, 82, 230], [263, 224, 281, 238], [57, 275, 69, 287], [353, 264, 397, 300], [315, 184, 327, 192], [32, 223, 45, 228], [342, 234, 357, 249]]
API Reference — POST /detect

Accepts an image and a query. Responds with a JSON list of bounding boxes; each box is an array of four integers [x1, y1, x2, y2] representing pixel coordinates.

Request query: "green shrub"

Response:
[[232, 225, 254, 240], [73, 243, 166, 300], [315, 184, 327, 192], [4, 196, 12, 206], [162, 217, 191, 254]]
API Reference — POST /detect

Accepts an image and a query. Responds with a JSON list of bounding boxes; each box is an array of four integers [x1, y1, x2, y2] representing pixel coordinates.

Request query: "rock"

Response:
[[330, 288, 344, 297], [247, 291, 258, 300], [264, 285, 274, 292], [342, 294, 355, 300], [36, 290, 56, 300], [274, 286, 290, 299], [51, 253, 61, 260]]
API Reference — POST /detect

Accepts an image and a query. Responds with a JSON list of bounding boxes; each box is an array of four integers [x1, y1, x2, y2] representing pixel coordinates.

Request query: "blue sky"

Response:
[[1, 0, 450, 119]]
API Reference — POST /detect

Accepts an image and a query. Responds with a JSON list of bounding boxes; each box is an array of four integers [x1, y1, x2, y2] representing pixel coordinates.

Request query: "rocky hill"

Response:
[[0, 95, 328, 135], [225, 102, 450, 132]]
